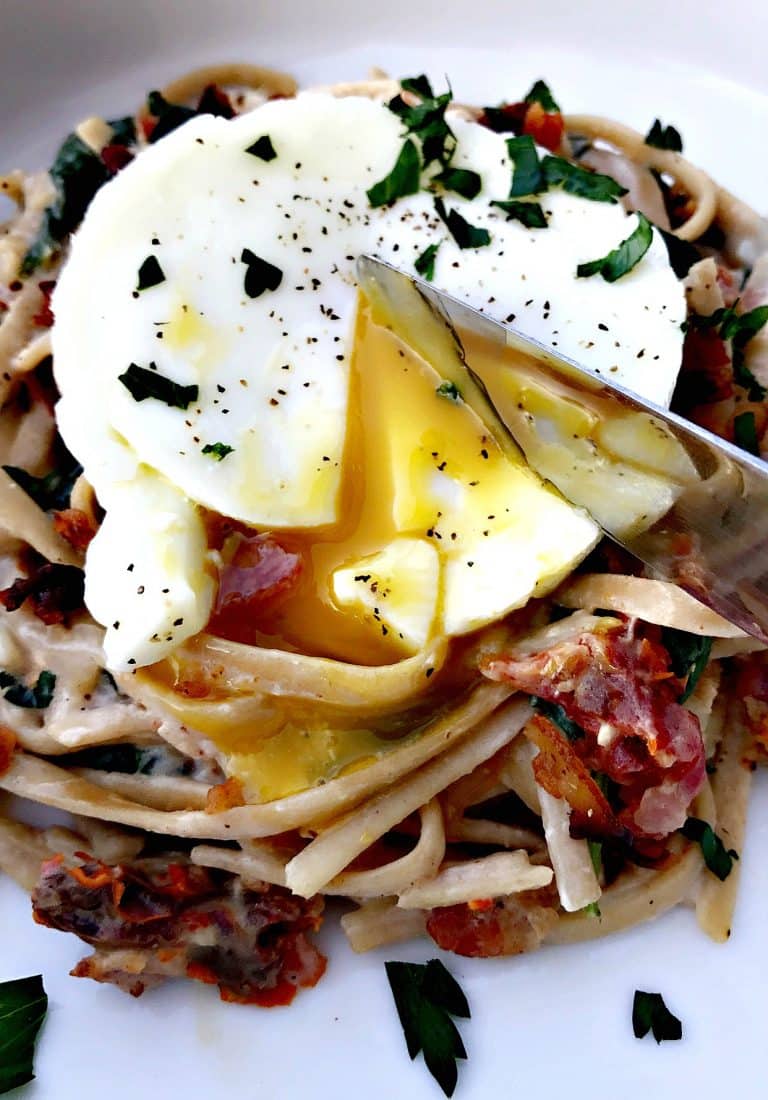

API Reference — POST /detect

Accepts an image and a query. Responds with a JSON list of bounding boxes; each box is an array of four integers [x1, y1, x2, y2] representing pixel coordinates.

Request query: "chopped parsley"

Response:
[[524, 79, 561, 113], [434, 196, 490, 249], [436, 380, 461, 401], [0, 974, 48, 1095], [432, 166, 482, 200], [687, 303, 768, 400], [491, 199, 548, 228], [202, 442, 234, 461], [3, 455, 82, 512], [530, 695, 585, 741], [680, 817, 738, 881], [542, 155, 627, 203], [366, 139, 422, 207], [658, 228, 701, 278], [385, 959, 470, 1098], [118, 363, 198, 409], [415, 242, 441, 280], [245, 134, 277, 161], [506, 135, 543, 197], [63, 744, 167, 775], [632, 990, 683, 1043], [734, 411, 761, 456], [0, 670, 56, 709], [145, 90, 198, 143], [240, 248, 283, 298], [388, 76, 456, 168], [645, 119, 684, 153], [577, 212, 653, 282], [136, 255, 165, 292], [107, 115, 137, 147], [660, 626, 713, 703]]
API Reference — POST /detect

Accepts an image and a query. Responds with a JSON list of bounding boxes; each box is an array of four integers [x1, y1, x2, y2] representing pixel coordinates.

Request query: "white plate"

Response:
[[2, 4, 768, 1098]]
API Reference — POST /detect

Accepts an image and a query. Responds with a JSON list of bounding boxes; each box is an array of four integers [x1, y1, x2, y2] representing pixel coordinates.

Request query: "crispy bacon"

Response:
[[426, 883, 559, 957], [32, 281, 56, 327], [0, 560, 85, 625], [32, 852, 326, 1006], [0, 727, 15, 776], [482, 623, 706, 837], [52, 507, 96, 552], [208, 532, 304, 644], [101, 144, 134, 174]]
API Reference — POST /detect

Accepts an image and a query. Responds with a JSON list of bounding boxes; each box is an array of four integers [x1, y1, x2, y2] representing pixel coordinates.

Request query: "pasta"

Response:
[[0, 63, 766, 1026]]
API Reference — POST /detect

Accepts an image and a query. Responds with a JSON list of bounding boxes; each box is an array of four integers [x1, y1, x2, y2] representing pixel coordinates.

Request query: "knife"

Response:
[[357, 254, 768, 643]]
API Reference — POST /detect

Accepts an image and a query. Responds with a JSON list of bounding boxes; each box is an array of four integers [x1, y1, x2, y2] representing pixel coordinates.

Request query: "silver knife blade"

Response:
[[357, 254, 768, 643]]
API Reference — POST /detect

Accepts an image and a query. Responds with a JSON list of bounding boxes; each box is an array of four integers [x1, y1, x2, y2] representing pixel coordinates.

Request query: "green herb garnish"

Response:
[[136, 255, 165, 292], [506, 135, 543, 197], [118, 363, 198, 409], [3, 456, 82, 512], [734, 411, 761, 456], [645, 119, 683, 152], [431, 166, 482, 200], [385, 959, 470, 1098], [388, 76, 456, 168], [64, 744, 166, 775], [0, 974, 48, 1095], [415, 242, 441, 280], [660, 626, 713, 703], [146, 90, 197, 143], [632, 990, 682, 1043], [491, 199, 548, 228], [245, 135, 277, 161], [542, 155, 627, 203], [530, 695, 585, 741], [367, 139, 422, 208], [658, 228, 701, 278], [436, 380, 461, 401], [240, 248, 283, 298], [107, 116, 137, 147], [0, 670, 56, 709], [202, 442, 234, 461], [687, 304, 768, 400], [577, 212, 653, 282], [524, 79, 561, 113], [434, 196, 490, 249], [680, 817, 738, 881]]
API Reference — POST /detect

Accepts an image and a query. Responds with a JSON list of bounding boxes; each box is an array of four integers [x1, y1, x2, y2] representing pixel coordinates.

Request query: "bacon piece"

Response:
[[0, 727, 15, 776], [32, 281, 56, 327], [426, 884, 559, 957], [208, 532, 304, 644], [32, 852, 326, 1006], [101, 144, 134, 174], [482, 624, 706, 837], [0, 561, 85, 625], [52, 507, 96, 552], [205, 776, 246, 814]]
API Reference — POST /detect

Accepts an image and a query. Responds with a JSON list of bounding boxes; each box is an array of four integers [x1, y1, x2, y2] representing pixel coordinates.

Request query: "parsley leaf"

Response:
[[506, 135, 543, 197], [681, 817, 738, 880], [434, 196, 490, 249], [0, 974, 48, 1095], [245, 135, 277, 161], [530, 695, 585, 741], [432, 166, 482, 200], [436, 380, 461, 401], [0, 670, 56, 709], [577, 212, 653, 282], [524, 79, 561, 113], [240, 248, 283, 298], [542, 155, 627, 203], [660, 626, 713, 703], [491, 199, 548, 228], [632, 990, 682, 1043], [136, 255, 165, 292], [645, 119, 684, 153], [385, 959, 470, 1098], [118, 363, 198, 409], [367, 139, 422, 208], [734, 411, 761, 456], [388, 78, 456, 168], [202, 442, 234, 461], [415, 242, 441, 280], [3, 455, 82, 512]]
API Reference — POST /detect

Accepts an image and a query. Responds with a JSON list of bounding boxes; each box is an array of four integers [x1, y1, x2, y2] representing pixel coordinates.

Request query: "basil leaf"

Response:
[[658, 228, 701, 278], [432, 166, 482, 200], [681, 817, 738, 881], [388, 82, 456, 168], [506, 135, 543, 197], [491, 199, 548, 228], [434, 197, 490, 249], [687, 304, 768, 400], [632, 990, 682, 1043], [3, 455, 82, 512], [480, 104, 526, 134], [245, 135, 277, 161], [524, 79, 560, 113], [240, 248, 284, 298], [436, 380, 461, 401], [63, 744, 166, 775], [367, 139, 422, 208], [530, 695, 585, 741], [577, 212, 653, 282], [202, 441, 234, 461], [0, 669, 56, 709], [400, 75, 435, 99], [118, 363, 198, 409], [734, 411, 760, 456], [542, 156, 627, 203], [0, 975, 47, 1095], [415, 242, 440, 280], [146, 90, 197, 142], [645, 119, 683, 153], [660, 626, 713, 702], [385, 959, 470, 1098], [22, 133, 111, 274], [136, 255, 165, 292], [107, 116, 137, 147]]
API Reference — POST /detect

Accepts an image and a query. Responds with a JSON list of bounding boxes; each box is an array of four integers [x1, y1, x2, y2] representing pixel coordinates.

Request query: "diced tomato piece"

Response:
[[522, 101, 565, 152]]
